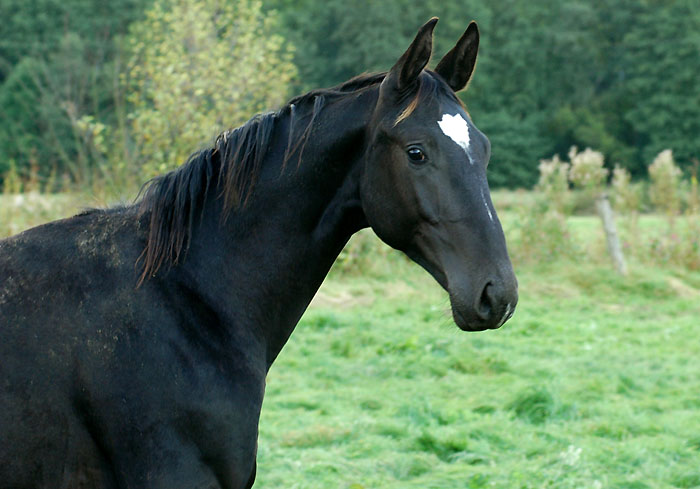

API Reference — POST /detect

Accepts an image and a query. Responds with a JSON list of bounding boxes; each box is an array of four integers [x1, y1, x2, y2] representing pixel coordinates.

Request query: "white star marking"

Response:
[[437, 113, 472, 163]]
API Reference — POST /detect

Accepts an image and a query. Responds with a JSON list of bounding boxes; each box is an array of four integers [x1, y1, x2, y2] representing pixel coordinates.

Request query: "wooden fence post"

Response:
[[595, 193, 627, 276]]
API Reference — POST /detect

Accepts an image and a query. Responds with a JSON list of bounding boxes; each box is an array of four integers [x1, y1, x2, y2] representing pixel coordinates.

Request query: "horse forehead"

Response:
[[437, 112, 470, 151], [435, 106, 483, 159]]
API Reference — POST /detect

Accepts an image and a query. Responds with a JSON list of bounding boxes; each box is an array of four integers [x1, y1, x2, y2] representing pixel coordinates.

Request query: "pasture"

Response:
[[2, 194, 698, 488], [256, 232, 699, 489]]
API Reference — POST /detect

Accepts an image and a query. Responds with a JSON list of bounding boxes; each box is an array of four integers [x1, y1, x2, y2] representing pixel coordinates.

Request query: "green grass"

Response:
[[3, 193, 700, 488], [256, 235, 700, 489]]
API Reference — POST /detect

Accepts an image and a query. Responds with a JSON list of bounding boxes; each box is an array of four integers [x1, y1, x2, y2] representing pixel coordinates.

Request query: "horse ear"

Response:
[[384, 17, 438, 93], [434, 21, 479, 92]]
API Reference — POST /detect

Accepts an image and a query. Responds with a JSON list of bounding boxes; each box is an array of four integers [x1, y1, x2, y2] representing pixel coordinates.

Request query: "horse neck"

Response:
[[183, 87, 379, 367]]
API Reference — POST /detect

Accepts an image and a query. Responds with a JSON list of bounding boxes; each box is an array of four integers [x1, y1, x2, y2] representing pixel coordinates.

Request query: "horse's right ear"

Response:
[[382, 18, 438, 94]]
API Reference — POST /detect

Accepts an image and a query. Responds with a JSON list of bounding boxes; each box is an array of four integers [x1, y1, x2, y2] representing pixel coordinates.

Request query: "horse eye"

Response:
[[407, 146, 426, 163]]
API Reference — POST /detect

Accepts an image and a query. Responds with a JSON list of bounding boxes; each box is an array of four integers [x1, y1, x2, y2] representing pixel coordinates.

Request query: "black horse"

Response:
[[0, 18, 517, 489]]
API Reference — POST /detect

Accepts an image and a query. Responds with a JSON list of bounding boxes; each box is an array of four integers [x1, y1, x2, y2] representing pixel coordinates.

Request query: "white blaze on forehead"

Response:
[[437, 113, 472, 162]]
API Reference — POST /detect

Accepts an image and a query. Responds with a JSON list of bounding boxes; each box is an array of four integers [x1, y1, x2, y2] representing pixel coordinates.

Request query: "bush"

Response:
[[567, 146, 608, 195], [611, 165, 640, 215], [648, 149, 682, 217], [125, 0, 297, 176], [512, 154, 577, 263]]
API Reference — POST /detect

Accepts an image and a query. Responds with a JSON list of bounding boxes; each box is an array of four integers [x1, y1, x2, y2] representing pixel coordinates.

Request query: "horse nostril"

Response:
[[477, 282, 494, 320]]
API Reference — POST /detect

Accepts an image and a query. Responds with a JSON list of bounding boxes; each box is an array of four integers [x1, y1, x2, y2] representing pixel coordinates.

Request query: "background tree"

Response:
[[0, 0, 148, 183], [269, 0, 700, 187], [2, 0, 699, 188], [125, 0, 297, 175], [620, 0, 700, 173]]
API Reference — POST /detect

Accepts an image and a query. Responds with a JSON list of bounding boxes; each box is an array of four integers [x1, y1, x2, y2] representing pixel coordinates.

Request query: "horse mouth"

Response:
[[452, 308, 484, 331], [451, 301, 515, 332]]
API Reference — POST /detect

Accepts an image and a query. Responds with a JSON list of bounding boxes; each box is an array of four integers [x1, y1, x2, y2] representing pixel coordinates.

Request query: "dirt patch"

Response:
[[667, 277, 700, 299]]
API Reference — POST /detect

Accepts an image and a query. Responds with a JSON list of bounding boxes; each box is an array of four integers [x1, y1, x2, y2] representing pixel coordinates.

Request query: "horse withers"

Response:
[[0, 18, 517, 489]]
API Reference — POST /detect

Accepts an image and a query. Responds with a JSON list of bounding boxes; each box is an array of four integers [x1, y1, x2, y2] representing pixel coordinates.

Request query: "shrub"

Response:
[[648, 149, 682, 217], [611, 165, 640, 215], [513, 154, 576, 263], [125, 0, 297, 177], [567, 146, 608, 196], [537, 154, 571, 215]]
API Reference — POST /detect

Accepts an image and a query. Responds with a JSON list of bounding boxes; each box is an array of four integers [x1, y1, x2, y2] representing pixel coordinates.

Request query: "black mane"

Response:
[[136, 111, 276, 282]]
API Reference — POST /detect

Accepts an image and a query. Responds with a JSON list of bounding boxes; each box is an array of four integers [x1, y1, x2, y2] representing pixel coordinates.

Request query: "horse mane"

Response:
[[137, 112, 275, 283], [136, 71, 457, 283]]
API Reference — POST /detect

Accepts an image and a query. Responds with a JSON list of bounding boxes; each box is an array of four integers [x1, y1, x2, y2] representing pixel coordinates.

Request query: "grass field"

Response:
[[255, 233, 700, 489], [2, 193, 699, 488]]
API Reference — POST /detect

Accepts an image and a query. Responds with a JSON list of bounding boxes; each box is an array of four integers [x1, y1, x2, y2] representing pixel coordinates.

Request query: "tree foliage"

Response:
[[621, 0, 700, 170], [0, 0, 148, 183], [269, 0, 700, 187], [1, 0, 699, 188], [125, 0, 296, 175], [0, 35, 115, 182]]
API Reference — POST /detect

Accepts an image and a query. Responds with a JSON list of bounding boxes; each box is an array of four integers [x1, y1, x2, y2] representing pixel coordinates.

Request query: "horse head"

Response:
[[361, 18, 518, 331]]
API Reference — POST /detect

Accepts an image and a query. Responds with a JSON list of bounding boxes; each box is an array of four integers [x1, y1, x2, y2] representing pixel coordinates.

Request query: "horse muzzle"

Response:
[[449, 274, 518, 331]]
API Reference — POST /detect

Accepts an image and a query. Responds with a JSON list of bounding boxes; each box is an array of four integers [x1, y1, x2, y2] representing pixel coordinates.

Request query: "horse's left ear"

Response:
[[434, 21, 479, 92], [383, 17, 438, 93]]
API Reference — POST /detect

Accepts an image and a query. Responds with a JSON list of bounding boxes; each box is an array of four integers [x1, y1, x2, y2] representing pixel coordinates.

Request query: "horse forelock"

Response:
[[394, 71, 464, 126]]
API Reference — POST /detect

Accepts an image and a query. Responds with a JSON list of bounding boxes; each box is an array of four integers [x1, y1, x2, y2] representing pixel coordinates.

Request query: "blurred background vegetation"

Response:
[[2, 0, 700, 269], [1, 0, 699, 191]]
